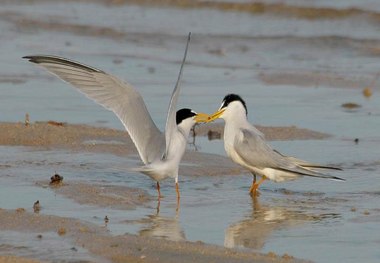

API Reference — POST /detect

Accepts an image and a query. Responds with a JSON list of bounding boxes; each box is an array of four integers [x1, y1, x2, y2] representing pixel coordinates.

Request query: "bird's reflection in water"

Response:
[[224, 196, 315, 250], [138, 204, 186, 242]]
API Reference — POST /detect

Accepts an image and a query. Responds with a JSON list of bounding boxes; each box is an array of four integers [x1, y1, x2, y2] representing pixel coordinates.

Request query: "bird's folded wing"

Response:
[[234, 128, 286, 169], [23, 55, 164, 164], [235, 128, 344, 180], [273, 150, 342, 171]]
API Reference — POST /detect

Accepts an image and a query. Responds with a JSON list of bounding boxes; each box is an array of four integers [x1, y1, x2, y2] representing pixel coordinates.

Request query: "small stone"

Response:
[[33, 200, 40, 213], [282, 253, 294, 260], [50, 173, 63, 185], [57, 227, 66, 236], [208, 47, 226, 56], [16, 208, 25, 213], [341, 102, 361, 109], [113, 58, 123, 65], [267, 251, 278, 258], [363, 87, 373, 98], [47, 120, 65, 126], [25, 113, 30, 126], [207, 130, 221, 140]]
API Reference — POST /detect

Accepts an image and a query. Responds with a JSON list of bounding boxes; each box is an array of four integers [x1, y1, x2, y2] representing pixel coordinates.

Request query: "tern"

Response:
[[206, 94, 343, 195], [23, 33, 208, 200]]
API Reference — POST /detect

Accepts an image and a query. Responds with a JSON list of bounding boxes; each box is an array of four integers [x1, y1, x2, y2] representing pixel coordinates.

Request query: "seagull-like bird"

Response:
[[23, 33, 208, 200], [206, 94, 343, 195]]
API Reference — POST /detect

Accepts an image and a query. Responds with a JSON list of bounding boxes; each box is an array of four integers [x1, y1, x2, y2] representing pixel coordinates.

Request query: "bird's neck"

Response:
[[224, 113, 251, 141], [177, 120, 194, 140], [165, 127, 188, 161], [225, 113, 249, 130]]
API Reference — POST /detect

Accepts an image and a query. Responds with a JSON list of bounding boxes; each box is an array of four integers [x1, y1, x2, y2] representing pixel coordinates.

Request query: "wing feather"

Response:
[[234, 128, 344, 180], [273, 150, 342, 171], [164, 32, 191, 158], [23, 55, 164, 164], [234, 128, 286, 169]]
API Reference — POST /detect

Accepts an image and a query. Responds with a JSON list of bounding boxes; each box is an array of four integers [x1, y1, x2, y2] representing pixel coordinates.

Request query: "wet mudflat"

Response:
[[1, 0, 380, 262]]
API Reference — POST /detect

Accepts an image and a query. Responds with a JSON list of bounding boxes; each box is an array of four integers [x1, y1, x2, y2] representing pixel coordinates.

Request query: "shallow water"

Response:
[[1, 134, 379, 262], [0, 231, 100, 263], [1, 1, 380, 262]]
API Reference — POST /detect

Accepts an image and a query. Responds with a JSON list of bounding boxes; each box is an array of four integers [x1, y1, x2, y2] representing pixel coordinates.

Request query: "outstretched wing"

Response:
[[23, 55, 164, 164], [164, 32, 191, 158]]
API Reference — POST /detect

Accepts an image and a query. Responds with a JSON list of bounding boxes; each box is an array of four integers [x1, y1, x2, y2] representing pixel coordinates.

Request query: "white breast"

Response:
[[223, 124, 249, 168]]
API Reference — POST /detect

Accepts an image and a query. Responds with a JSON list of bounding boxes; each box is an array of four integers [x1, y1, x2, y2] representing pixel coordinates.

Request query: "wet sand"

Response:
[[0, 256, 41, 263], [0, 208, 309, 263], [0, 121, 329, 148], [0, 121, 326, 262]]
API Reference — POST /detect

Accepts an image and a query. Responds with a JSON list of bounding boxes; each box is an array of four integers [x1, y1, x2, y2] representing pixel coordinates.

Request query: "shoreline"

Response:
[[0, 121, 325, 262]]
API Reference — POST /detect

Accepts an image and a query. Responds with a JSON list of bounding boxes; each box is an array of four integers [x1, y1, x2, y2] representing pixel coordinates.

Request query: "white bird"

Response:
[[206, 94, 343, 195], [23, 33, 208, 200]]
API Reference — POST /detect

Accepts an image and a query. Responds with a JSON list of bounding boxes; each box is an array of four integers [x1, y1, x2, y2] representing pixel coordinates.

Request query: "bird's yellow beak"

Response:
[[205, 108, 225, 123], [194, 112, 210, 123]]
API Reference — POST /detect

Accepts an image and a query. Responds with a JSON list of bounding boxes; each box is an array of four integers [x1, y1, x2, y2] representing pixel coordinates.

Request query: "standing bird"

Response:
[[23, 33, 208, 201], [206, 94, 343, 195]]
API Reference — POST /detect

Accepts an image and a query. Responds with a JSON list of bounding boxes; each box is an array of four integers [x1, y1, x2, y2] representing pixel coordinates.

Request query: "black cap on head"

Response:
[[176, 108, 196, 125], [220, 94, 247, 115]]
